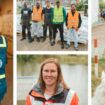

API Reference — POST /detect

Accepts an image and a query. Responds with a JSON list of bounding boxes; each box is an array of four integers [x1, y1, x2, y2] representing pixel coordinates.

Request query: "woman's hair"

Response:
[[37, 58, 69, 92]]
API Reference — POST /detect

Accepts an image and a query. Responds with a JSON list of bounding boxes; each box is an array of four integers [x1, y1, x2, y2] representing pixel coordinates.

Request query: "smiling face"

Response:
[[42, 63, 58, 87]]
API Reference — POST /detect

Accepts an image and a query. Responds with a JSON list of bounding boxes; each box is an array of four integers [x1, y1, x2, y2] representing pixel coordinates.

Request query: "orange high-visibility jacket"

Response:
[[67, 11, 79, 29], [32, 6, 42, 22], [26, 83, 79, 105]]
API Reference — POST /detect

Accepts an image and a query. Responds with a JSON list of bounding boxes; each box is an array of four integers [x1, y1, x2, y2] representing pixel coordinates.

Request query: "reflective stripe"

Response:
[[0, 36, 6, 48], [65, 89, 75, 105], [0, 74, 5, 79]]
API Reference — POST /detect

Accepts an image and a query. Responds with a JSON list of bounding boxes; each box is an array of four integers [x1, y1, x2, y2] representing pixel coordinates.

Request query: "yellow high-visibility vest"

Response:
[[53, 6, 64, 23]]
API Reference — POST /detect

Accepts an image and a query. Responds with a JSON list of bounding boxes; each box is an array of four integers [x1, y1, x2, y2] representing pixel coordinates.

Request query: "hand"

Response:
[[75, 28, 79, 31], [67, 27, 69, 30]]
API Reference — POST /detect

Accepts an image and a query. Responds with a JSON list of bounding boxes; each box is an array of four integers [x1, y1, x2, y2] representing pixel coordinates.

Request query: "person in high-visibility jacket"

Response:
[[52, 0, 66, 49], [0, 35, 7, 105], [31, 1, 43, 42], [26, 58, 79, 105], [66, 4, 82, 50]]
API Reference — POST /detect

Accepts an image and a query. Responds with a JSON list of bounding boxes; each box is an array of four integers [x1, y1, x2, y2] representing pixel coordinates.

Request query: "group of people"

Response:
[[21, 0, 82, 50]]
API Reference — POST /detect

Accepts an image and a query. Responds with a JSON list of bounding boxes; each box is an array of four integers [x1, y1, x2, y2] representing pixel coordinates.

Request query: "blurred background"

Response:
[[17, 55, 88, 105]]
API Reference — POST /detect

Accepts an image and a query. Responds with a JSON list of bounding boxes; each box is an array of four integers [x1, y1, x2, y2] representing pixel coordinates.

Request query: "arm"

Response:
[[66, 13, 68, 27], [29, 8, 32, 21], [21, 9, 23, 20], [42, 8, 45, 22], [63, 7, 66, 23], [78, 13, 82, 28], [51, 8, 54, 23]]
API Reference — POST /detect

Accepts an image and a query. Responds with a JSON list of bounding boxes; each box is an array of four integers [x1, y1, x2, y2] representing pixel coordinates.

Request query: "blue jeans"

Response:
[[66, 29, 78, 48]]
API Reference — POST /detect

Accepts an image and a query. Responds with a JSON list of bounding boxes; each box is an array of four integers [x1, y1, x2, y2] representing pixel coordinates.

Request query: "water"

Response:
[[17, 63, 88, 105]]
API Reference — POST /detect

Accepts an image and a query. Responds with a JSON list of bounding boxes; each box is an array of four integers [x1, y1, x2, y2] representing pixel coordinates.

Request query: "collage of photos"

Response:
[[0, 0, 105, 105]]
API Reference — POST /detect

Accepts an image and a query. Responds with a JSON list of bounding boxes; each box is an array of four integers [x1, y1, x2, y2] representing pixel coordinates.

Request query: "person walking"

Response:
[[66, 4, 82, 50]]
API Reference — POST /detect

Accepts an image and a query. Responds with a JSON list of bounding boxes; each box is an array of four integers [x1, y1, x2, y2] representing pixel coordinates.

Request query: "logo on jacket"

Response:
[[0, 59, 3, 68]]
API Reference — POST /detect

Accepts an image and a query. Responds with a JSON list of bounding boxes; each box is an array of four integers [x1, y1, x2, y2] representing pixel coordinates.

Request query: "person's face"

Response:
[[42, 63, 58, 87], [71, 5, 76, 12], [56, 2, 60, 7], [24, 3, 27, 8], [36, 3, 40, 8], [46, 1, 50, 7]]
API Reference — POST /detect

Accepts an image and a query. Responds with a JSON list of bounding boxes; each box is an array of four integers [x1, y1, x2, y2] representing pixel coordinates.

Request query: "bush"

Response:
[[76, 2, 85, 11], [99, 2, 105, 12]]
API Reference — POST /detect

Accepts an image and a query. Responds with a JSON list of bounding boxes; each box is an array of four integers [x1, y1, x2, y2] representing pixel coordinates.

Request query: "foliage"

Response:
[[17, 55, 88, 65], [76, 2, 85, 11], [99, 2, 105, 12]]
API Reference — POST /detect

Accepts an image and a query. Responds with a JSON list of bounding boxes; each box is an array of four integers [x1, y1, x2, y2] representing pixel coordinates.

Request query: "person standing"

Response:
[[21, 2, 34, 43], [66, 4, 82, 50], [52, 0, 66, 49], [42, 0, 53, 45], [0, 35, 7, 105], [31, 1, 43, 42], [26, 58, 79, 105]]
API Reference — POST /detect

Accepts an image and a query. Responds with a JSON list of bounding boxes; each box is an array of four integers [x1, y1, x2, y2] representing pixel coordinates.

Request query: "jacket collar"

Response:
[[31, 82, 64, 98]]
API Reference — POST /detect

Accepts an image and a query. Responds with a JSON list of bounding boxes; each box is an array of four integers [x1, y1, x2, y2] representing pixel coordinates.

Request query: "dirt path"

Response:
[[17, 35, 87, 51]]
